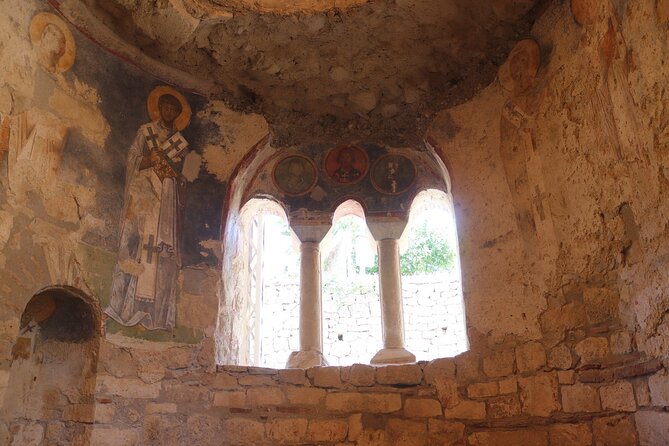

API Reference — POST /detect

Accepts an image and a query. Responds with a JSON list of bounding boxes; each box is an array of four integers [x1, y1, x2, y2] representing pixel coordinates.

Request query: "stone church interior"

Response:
[[1, 0, 669, 444]]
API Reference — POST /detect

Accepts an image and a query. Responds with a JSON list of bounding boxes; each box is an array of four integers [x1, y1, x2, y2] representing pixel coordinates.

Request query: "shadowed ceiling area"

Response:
[[205, 0, 371, 14], [72, 0, 543, 146]]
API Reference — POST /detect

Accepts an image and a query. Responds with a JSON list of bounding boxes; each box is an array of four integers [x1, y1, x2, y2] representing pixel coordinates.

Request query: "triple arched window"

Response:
[[219, 142, 469, 368], [236, 190, 467, 368]]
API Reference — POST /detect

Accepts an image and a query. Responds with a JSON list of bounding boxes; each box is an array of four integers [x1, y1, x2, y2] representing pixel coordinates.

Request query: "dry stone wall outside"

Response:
[[261, 273, 467, 368]]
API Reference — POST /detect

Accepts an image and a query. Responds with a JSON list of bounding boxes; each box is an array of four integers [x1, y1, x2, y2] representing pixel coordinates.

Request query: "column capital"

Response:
[[366, 215, 408, 241], [290, 220, 332, 243], [290, 215, 332, 243]]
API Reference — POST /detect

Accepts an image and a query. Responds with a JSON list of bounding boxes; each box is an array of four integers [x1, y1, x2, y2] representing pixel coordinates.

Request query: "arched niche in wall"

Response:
[[218, 139, 468, 366], [1, 286, 101, 445]]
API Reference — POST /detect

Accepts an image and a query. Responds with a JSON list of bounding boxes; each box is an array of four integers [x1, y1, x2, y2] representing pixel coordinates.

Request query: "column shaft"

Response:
[[377, 238, 405, 349], [299, 241, 322, 352], [286, 221, 330, 368]]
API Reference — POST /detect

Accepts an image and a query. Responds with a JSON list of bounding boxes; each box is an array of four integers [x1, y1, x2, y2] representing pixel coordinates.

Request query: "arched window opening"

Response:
[[3, 287, 99, 443], [239, 198, 300, 368], [221, 142, 466, 367], [400, 189, 468, 360], [321, 201, 381, 366]]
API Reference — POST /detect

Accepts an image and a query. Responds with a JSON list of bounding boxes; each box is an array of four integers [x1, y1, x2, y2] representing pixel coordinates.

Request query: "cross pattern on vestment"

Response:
[[145, 126, 160, 149], [164, 135, 188, 159], [142, 234, 162, 264]]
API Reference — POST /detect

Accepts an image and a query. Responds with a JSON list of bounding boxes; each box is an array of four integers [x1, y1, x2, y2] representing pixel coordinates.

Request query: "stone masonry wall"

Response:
[[9, 335, 665, 445], [3, 0, 669, 444]]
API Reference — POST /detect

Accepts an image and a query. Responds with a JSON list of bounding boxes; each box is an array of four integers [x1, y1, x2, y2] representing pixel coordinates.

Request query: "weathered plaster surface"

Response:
[[197, 100, 269, 183], [2, 0, 669, 443], [0, 0, 265, 354], [63, 0, 544, 146]]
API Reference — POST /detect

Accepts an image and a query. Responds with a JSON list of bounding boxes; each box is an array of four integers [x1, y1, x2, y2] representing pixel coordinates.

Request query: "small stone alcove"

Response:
[[2, 287, 100, 444]]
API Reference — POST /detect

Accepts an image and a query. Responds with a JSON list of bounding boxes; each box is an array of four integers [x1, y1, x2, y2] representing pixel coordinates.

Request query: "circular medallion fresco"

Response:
[[370, 154, 416, 195], [324, 145, 369, 185], [273, 155, 318, 196]]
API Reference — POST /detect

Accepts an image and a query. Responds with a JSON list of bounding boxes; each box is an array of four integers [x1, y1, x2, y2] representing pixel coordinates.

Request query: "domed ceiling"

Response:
[[70, 0, 545, 146]]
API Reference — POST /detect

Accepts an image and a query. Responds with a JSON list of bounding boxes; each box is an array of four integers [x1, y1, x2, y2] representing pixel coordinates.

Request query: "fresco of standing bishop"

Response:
[[105, 86, 192, 330]]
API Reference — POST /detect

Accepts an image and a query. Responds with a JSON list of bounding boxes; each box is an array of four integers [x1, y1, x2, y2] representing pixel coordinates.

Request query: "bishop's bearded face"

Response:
[[337, 150, 355, 168], [158, 94, 183, 129]]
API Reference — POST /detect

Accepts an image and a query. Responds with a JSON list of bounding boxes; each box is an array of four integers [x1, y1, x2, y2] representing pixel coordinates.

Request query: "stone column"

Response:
[[367, 217, 416, 364], [298, 241, 322, 354], [286, 220, 331, 369]]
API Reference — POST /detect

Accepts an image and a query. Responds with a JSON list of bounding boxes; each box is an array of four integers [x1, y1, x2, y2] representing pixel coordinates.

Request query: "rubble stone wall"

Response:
[[14, 338, 663, 445]]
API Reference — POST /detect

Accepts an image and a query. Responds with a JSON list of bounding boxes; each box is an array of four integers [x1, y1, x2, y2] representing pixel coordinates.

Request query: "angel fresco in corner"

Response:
[[30, 12, 76, 74], [105, 86, 196, 330], [7, 13, 76, 201]]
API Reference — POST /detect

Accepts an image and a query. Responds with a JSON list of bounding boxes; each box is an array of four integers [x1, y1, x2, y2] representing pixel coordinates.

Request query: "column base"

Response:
[[370, 347, 416, 365], [285, 350, 329, 369]]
